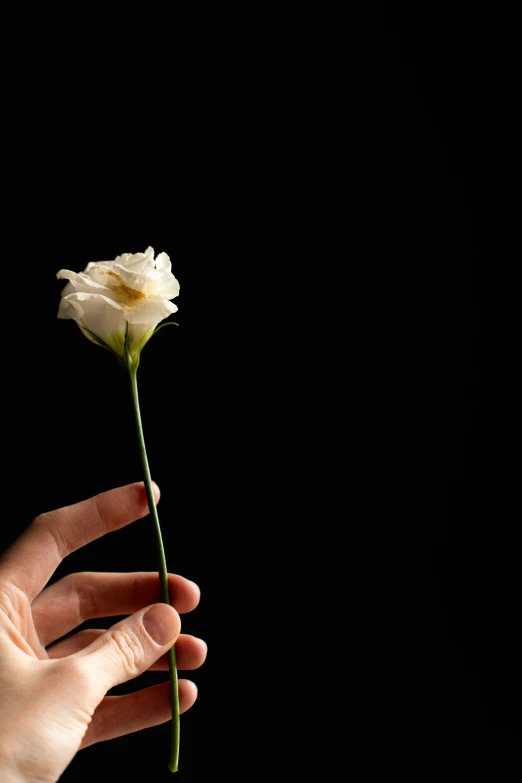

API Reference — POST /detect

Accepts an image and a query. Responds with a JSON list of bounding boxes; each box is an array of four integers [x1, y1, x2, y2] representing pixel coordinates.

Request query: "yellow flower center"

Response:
[[106, 271, 146, 306]]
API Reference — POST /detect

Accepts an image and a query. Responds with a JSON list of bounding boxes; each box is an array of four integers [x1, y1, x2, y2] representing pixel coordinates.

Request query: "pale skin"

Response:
[[0, 482, 207, 783]]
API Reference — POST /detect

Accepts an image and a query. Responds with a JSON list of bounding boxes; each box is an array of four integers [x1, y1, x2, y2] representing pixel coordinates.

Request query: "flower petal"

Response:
[[57, 298, 103, 347], [125, 298, 178, 357], [114, 246, 156, 274], [57, 296, 84, 320], [124, 297, 178, 325], [110, 264, 156, 294], [57, 269, 114, 299], [62, 292, 127, 358], [156, 272, 180, 300], [84, 260, 114, 272], [86, 263, 156, 298], [155, 251, 171, 273]]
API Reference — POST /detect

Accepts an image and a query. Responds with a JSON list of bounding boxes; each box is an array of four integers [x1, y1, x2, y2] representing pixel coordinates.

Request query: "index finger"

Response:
[[0, 482, 160, 601]]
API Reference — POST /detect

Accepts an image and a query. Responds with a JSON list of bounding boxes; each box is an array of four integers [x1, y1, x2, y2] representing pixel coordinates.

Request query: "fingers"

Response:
[[80, 680, 198, 749], [73, 603, 181, 697], [33, 571, 200, 647], [0, 482, 159, 601], [47, 628, 207, 671]]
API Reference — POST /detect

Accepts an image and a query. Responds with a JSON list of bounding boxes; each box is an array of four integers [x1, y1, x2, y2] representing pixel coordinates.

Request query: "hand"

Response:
[[0, 482, 207, 783]]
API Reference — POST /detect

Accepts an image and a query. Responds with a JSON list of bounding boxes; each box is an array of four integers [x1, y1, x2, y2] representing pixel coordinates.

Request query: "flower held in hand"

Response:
[[57, 247, 182, 773]]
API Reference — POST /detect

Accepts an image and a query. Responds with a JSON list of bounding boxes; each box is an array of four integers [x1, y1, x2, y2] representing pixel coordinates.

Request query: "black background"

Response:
[[5, 19, 521, 783]]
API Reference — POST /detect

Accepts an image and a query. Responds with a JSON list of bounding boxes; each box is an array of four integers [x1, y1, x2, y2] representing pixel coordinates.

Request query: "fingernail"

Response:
[[143, 604, 179, 645]]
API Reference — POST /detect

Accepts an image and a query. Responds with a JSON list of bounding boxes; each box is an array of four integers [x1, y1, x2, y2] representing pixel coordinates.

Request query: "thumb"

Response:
[[75, 603, 180, 695]]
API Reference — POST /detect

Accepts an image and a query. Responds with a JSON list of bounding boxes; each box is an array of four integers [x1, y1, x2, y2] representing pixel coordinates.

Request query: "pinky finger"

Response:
[[79, 679, 198, 749]]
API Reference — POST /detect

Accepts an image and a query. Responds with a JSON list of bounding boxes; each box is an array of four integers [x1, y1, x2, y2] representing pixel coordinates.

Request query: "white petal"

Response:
[[84, 259, 115, 272], [57, 296, 84, 320], [156, 272, 180, 300], [110, 264, 155, 294], [123, 297, 177, 325], [112, 253, 134, 267], [57, 269, 114, 298], [87, 263, 157, 297], [83, 247, 156, 276], [85, 263, 115, 286], [155, 252, 171, 273], [124, 297, 178, 357], [58, 298, 102, 347], [63, 292, 127, 357], [115, 247, 155, 274]]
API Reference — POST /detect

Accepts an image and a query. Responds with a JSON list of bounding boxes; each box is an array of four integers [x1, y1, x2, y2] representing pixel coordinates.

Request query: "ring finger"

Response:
[[32, 571, 201, 647]]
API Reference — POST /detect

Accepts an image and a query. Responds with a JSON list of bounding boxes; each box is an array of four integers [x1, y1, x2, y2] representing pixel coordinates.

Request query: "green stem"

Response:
[[128, 357, 180, 774]]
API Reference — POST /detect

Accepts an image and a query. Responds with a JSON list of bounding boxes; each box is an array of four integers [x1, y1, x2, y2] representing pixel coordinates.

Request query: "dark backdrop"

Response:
[[7, 27, 520, 783]]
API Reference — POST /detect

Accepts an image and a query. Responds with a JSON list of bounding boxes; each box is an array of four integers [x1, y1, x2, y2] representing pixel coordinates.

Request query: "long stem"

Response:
[[128, 359, 180, 774]]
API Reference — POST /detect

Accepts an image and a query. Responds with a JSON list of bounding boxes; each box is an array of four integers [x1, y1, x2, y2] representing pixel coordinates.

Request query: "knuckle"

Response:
[[51, 572, 95, 625], [33, 512, 68, 560], [32, 510, 51, 525], [92, 495, 110, 530], [110, 628, 144, 677], [57, 572, 81, 594], [74, 577, 99, 620]]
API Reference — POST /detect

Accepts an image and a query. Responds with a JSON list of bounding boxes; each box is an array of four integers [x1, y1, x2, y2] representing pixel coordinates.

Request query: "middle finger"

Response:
[[46, 628, 207, 670], [32, 571, 201, 647]]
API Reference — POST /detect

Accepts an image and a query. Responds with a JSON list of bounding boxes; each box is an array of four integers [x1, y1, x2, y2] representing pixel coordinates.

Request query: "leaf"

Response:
[[153, 321, 180, 335]]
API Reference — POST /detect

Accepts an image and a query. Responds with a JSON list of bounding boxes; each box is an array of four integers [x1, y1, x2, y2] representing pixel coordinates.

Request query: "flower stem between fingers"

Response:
[[128, 357, 180, 774]]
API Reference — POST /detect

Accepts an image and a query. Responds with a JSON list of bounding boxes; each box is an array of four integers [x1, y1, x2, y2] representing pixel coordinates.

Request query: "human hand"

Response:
[[0, 482, 206, 783]]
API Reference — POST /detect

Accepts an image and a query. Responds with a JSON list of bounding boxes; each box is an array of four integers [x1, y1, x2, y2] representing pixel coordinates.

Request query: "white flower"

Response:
[[57, 246, 179, 361]]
